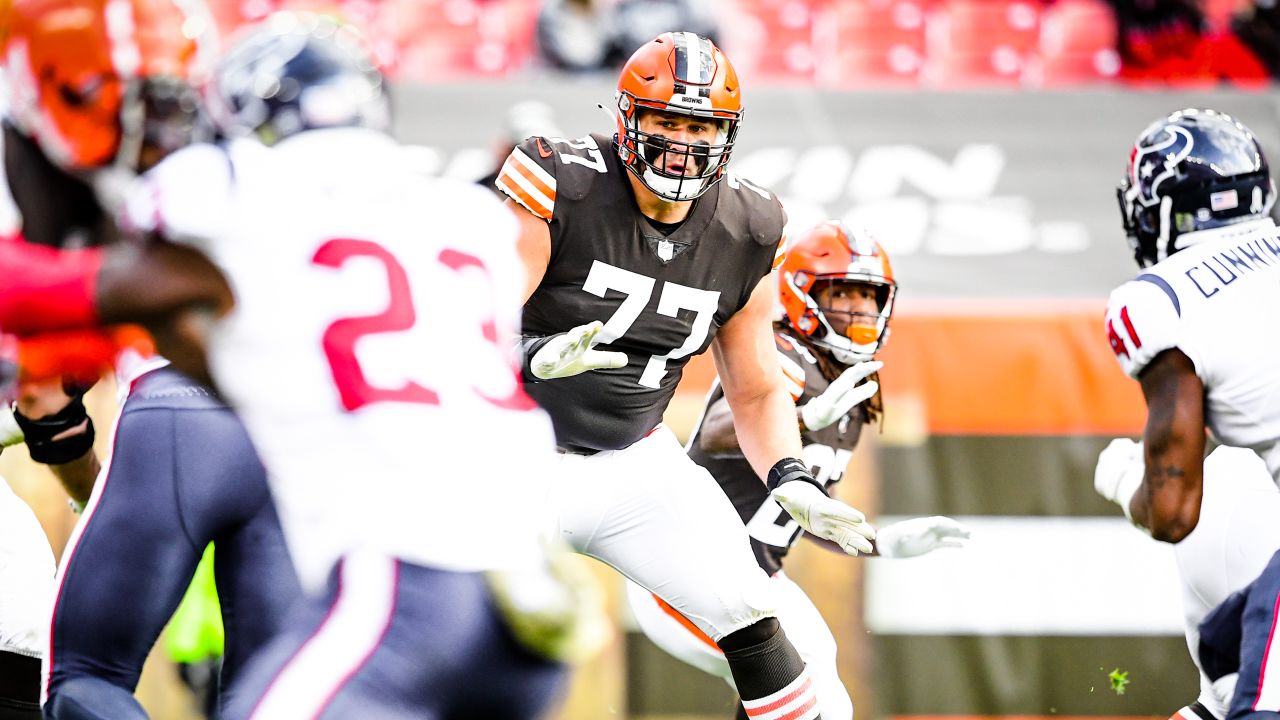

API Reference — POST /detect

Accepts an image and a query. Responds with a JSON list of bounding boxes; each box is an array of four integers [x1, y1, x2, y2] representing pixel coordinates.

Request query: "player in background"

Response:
[[1096, 441, 1280, 720], [1, 2, 303, 717], [499, 33, 877, 719], [626, 221, 970, 720], [0, 14, 576, 717], [1099, 108, 1280, 717]]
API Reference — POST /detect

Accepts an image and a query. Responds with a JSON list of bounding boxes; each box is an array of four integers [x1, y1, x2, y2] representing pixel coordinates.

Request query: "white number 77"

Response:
[[583, 260, 720, 389]]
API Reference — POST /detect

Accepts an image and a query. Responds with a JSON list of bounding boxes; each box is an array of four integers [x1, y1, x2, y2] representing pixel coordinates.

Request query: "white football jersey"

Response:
[[123, 128, 558, 592], [1105, 218, 1280, 481], [1174, 446, 1280, 718]]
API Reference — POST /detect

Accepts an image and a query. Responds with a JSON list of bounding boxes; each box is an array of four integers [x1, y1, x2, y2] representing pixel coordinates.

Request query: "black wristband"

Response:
[[517, 334, 558, 384], [13, 394, 95, 465], [766, 457, 828, 496]]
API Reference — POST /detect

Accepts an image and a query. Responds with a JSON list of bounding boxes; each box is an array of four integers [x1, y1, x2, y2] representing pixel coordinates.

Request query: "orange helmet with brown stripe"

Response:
[[3, 0, 213, 173], [778, 221, 897, 364], [614, 32, 742, 202]]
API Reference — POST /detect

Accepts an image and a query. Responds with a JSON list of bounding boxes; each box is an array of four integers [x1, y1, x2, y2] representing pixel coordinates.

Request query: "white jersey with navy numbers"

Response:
[[1105, 218, 1280, 482], [122, 128, 558, 593]]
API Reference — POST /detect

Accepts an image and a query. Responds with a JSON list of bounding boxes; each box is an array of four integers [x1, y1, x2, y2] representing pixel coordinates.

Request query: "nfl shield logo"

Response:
[[644, 235, 691, 264]]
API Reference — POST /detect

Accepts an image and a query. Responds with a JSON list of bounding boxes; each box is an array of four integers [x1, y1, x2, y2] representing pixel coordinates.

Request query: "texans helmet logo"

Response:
[[1131, 124, 1195, 210]]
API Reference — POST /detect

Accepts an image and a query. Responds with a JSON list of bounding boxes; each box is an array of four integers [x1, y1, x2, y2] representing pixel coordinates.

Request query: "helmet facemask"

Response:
[[613, 32, 743, 203], [616, 98, 739, 202], [788, 275, 896, 365]]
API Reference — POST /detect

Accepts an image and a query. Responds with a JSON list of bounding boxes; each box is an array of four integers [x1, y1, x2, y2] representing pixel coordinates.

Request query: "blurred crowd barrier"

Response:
[[205, 0, 1278, 87]]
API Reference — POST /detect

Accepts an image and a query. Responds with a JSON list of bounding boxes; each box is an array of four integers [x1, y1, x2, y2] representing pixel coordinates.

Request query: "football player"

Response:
[[626, 221, 970, 720], [1096, 442, 1280, 720], [498, 33, 876, 719], [1, 2, 304, 717], [1099, 108, 1280, 716], [0, 14, 573, 717]]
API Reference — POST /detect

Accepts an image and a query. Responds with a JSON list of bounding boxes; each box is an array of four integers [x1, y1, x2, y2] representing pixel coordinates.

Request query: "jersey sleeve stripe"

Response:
[[509, 147, 557, 198], [772, 234, 788, 269], [508, 159, 557, 208], [777, 351, 806, 400], [496, 163, 553, 220], [1135, 273, 1182, 317]]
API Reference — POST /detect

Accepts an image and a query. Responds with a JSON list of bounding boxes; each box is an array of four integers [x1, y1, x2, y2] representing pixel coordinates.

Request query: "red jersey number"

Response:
[[313, 238, 440, 411], [313, 240, 534, 413]]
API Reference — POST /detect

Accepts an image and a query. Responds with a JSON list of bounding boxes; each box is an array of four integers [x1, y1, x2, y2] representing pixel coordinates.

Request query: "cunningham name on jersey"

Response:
[[1105, 218, 1280, 480]]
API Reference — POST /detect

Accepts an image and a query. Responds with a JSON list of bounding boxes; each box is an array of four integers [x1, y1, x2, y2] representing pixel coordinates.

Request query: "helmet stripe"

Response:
[[105, 0, 141, 80], [673, 32, 714, 85]]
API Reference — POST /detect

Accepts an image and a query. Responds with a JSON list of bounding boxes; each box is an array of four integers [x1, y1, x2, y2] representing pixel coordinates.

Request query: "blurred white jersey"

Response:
[[0, 474, 55, 658], [1105, 219, 1280, 481], [1174, 446, 1280, 718], [123, 128, 558, 592]]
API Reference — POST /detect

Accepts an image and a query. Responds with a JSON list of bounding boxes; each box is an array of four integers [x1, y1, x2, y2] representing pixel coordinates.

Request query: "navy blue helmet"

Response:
[[207, 12, 389, 146], [1117, 108, 1275, 268]]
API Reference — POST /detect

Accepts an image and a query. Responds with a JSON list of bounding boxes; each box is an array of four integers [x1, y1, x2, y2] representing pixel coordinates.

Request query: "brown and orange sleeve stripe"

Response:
[[495, 147, 557, 221]]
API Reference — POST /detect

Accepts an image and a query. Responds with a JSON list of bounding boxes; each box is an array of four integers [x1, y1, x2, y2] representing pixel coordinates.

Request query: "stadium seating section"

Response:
[[211, 0, 1262, 87]]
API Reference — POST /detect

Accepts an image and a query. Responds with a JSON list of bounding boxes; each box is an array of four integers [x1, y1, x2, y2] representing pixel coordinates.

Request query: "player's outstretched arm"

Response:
[[714, 276, 875, 555], [1131, 348, 1206, 543], [505, 198, 552, 303]]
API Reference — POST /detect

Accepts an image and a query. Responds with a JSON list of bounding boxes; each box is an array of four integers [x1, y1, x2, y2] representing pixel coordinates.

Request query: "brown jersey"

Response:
[[3, 121, 116, 248], [687, 330, 867, 576], [497, 132, 785, 452]]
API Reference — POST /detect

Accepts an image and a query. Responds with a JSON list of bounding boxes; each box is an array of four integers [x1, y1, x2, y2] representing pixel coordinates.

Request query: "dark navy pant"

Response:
[[224, 552, 567, 720], [1200, 548, 1280, 719], [43, 367, 300, 719]]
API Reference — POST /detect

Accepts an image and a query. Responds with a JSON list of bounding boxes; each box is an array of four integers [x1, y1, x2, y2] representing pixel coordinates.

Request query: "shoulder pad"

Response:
[[1105, 278, 1182, 379], [122, 143, 236, 248], [495, 135, 560, 221], [722, 172, 786, 247], [496, 134, 612, 220]]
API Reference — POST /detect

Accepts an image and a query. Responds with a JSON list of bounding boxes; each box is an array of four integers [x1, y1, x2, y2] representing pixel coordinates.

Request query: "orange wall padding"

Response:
[[673, 298, 1148, 438]]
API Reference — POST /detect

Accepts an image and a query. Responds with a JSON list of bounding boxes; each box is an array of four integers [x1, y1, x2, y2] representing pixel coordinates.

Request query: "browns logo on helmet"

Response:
[[613, 32, 742, 202], [778, 221, 897, 365]]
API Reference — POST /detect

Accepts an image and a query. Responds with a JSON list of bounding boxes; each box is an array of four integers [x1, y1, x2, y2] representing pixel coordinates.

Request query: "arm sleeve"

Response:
[[1104, 279, 1185, 378], [493, 136, 560, 222]]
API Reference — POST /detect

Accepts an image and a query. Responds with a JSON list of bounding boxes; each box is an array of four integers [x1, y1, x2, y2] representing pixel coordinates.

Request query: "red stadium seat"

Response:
[[940, 0, 1042, 55], [922, 46, 1027, 86], [1031, 0, 1118, 86], [813, 0, 926, 86], [724, 0, 819, 82]]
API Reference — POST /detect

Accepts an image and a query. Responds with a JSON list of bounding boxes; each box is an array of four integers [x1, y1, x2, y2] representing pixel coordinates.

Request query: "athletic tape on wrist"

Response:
[[766, 457, 828, 496], [13, 395, 95, 465]]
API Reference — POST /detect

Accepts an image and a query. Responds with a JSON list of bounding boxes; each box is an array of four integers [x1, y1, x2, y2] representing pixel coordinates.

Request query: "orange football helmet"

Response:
[[3, 0, 213, 173], [778, 221, 897, 364], [614, 32, 742, 202]]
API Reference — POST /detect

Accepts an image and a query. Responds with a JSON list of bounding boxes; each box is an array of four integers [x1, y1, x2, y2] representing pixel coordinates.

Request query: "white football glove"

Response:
[[800, 360, 882, 432], [1094, 437, 1145, 522], [0, 405, 22, 448], [771, 480, 876, 555], [875, 516, 971, 559], [530, 321, 628, 380]]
